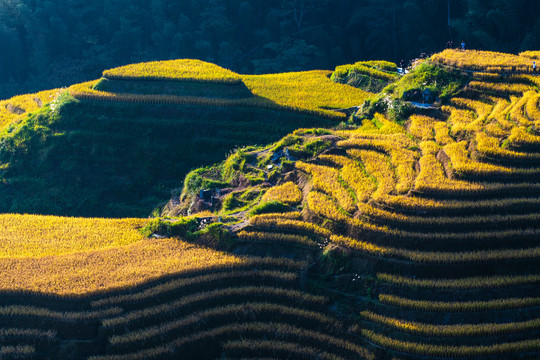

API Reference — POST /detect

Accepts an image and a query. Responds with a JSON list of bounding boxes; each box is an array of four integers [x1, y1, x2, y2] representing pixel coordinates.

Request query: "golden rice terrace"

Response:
[[0, 50, 539, 359]]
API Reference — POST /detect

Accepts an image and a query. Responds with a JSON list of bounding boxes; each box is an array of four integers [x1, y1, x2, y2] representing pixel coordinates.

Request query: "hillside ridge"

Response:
[[0, 59, 370, 217]]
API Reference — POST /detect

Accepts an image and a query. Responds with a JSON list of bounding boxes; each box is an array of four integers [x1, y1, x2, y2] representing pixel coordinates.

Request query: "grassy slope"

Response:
[[2, 99, 332, 217]]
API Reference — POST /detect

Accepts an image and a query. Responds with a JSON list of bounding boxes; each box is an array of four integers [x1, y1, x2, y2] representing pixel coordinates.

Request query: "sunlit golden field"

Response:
[[69, 60, 371, 119], [0, 89, 59, 131], [0, 237, 244, 296], [0, 214, 148, 258], [261, 181, 303, 205], [103, 59, 242, 84], [0, 214, 245, 296], [432, 49, 536, 71], [241, 70, 371, 115]]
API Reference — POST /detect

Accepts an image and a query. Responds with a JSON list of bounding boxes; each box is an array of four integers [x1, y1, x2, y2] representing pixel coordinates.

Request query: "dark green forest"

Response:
[[1, 0, 540, 99]]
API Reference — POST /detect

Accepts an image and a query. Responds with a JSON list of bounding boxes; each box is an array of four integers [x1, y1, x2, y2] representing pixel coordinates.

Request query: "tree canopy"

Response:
[[1, 0, 540, 99]]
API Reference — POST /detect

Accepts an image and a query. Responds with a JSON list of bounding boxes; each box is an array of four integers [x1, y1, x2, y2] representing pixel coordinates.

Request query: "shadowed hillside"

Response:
[[0, 60, 369, 217]]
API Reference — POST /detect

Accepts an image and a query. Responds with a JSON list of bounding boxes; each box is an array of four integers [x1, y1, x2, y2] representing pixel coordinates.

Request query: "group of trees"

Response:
[[1, 0, 540, 99]]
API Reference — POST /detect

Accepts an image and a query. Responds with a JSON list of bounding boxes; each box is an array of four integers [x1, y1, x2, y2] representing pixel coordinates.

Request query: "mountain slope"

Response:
[[163, 50, 540, 359], [0, 60, 370, 217], [0, 51, 539, 360]]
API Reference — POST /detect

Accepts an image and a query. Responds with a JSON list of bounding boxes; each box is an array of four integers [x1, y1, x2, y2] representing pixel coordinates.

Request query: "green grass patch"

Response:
[[139, 217, 198, 238], [384, 61, 469, 102], [0, 94, 332, 217], [222, 188, 265, 214], [248, 200, 291, 217]]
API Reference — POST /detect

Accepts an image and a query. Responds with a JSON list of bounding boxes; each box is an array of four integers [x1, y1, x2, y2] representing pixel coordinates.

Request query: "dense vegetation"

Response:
[[3, 0, 540, 99]]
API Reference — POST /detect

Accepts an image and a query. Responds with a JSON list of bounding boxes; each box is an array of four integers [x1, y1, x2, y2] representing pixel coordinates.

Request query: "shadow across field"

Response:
[[0, 253, 315, 360], [94, 78, 255, 99], [0, 99, 334, 218]]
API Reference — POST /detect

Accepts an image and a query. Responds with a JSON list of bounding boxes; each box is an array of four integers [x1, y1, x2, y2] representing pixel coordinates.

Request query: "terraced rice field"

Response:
[[69, 59, 372, 120], [225, 52, 540, 359], [1, 50, 540, 359], [0, 226, 372, 359]]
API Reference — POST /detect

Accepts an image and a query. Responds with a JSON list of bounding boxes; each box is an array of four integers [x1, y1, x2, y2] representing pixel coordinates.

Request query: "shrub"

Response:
[[222, 149, 251, 182], [140, 218, 198, 238], [181, 168, 228, 198], [222, 193, 246, 211], [194, 223, 234, 249], [320, 244, 352, 275]]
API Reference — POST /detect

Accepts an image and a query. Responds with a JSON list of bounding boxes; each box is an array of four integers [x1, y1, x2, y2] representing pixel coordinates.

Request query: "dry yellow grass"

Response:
[[443, 141, 514, 177], [362, 329, 540, 357], [0, 214, 248, 296], [249, 216, 332, 238], [508, 126, 540, 147], [338, 137, 417, 194], [296, 161, 356, 213], [508, 92, 534, 126], [476, 132, 540, 160], [487, 97, 513, 128], [415, 141, 486, 193], [361, 310, 540, 337], [451, 97, 493, 123], [0, 345, 35, 357], [468, 81, 535, 96], [408, 115, 436, 140], [379, 294, 540, 312], [348, 149, 396, 200], [377, 273, 540, 289], [371, 113, 405, 134], [307, 191, 349, 222], [318, 154, 377, 202], [334, 230, 540, 263], [433, 121, 454, 145], [0, 238, 243, 296], [442, 105, 483, 135]]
